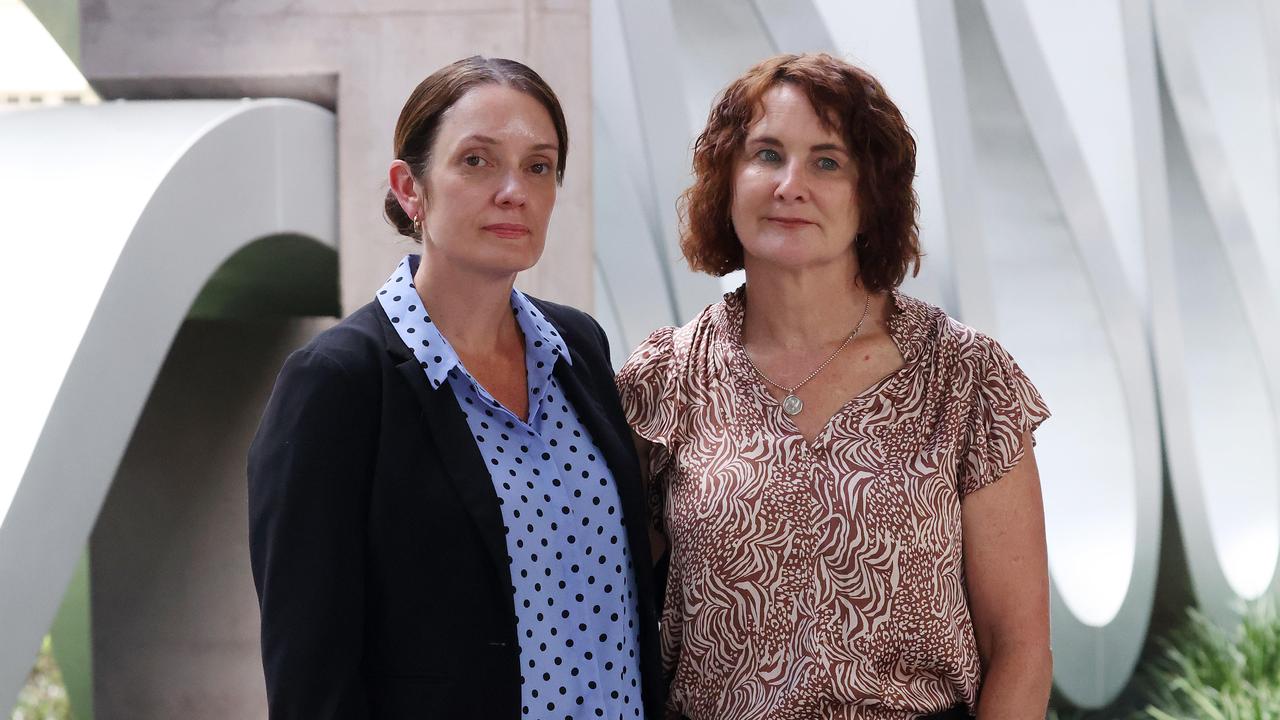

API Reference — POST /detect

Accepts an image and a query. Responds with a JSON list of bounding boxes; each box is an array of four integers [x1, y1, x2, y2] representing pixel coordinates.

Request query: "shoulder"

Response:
[[616, 325, 677, 390], [615, 298, 728, 425], [254, 303, 391, 440], [615, 323, 681, 447], [525, 295, 604, 347], [523, 294, 618, 378], [941, 319, 1024, 390], [896, 293, 1048, 436], [892, 291, 1019, 384], [284, 301, 389, 383], [618, 297, 726, 385]]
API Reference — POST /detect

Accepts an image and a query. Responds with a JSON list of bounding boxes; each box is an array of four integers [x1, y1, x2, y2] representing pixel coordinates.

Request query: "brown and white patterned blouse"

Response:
[[616, 287, 1050, 720]]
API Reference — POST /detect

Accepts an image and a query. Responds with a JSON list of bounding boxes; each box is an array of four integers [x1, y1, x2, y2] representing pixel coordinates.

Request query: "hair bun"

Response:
[[384, 189, 420, 241]]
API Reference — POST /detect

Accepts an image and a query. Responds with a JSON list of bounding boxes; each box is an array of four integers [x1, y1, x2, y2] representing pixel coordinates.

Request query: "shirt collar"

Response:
[[509, 287, 572, 369], [376, 255, 572, 391], [376, 255, 459, 389]]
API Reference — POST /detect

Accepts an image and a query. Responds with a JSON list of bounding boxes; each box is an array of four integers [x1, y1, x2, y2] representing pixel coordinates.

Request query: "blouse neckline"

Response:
[[716, 283, 931, 449]]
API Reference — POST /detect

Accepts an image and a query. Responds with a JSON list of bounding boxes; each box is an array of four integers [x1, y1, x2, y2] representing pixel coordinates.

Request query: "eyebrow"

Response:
[[749, 136, 848, 154], [460, 134, 559, 153]]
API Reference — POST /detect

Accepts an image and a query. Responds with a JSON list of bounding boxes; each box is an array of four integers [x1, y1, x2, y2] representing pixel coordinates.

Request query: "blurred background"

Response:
[[2, 0, 1279, 717]]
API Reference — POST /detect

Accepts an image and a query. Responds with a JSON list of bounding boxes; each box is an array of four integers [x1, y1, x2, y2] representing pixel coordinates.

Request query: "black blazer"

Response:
[[248, 297, 664, 719]]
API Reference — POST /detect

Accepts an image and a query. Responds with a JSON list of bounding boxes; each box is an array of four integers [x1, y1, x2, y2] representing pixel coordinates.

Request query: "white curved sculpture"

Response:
[[0, 99, 336, 704], [1154, 0, 1280, 624], [972, 1, 1163, 706], [591, 0, 723, 353]]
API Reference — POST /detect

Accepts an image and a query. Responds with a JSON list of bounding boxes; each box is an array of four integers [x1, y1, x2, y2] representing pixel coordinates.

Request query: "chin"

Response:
[[746, 235, 854, 272], [473, 246, 544, 277], [744, 242, 824, 270]]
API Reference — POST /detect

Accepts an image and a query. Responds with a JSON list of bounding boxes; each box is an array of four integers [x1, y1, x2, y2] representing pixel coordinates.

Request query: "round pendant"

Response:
[[781, 394, 804, 416]]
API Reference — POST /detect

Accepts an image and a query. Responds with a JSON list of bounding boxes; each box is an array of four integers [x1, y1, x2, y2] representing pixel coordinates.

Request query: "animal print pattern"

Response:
[[616, 287, 1050, 720]]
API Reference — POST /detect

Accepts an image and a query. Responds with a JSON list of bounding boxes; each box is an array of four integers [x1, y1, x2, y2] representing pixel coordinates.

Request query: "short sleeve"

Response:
[[959, 335, 1051, 497], [616, 326, 680, 476]]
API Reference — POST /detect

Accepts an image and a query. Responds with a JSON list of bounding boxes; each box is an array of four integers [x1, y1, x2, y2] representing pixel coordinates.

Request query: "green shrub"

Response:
[[1139, 599, 1280, 720], [10, 635, 70, 720]]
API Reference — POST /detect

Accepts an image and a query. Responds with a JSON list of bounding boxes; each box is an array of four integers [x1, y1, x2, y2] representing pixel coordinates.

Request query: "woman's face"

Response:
[[416, 84, 560, 277], [729, 84, 861, 273]]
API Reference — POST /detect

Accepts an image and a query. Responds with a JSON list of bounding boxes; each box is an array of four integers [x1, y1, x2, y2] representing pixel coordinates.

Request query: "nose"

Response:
[[774, 159, 808, 203], [494, 170, 528, 208]]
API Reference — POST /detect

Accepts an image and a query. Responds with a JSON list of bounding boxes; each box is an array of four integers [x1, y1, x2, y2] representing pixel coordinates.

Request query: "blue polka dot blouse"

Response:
[[377, 255, 644, 720]]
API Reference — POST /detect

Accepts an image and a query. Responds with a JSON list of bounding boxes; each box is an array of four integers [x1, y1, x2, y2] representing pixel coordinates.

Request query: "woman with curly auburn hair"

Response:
[[616, 54, 1052, 720]]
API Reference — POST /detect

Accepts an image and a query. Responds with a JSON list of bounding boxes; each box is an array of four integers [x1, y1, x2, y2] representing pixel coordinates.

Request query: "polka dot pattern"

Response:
[[378, 255, 644, 720]]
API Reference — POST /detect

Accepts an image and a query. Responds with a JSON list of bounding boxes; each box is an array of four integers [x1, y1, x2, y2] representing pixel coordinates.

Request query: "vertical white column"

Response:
[[1153, 0, 1280, 624]]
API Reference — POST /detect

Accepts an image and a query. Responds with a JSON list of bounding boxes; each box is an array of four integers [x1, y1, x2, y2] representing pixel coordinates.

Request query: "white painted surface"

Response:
[[0, 100, 336, 707]]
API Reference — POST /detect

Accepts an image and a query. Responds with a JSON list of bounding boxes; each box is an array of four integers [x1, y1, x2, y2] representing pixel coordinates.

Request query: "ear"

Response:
[[388, 160, 424, 219]]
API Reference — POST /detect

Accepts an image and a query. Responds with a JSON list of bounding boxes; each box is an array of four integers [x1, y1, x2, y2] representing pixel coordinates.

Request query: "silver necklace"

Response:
[[741, 292, 872, 417]]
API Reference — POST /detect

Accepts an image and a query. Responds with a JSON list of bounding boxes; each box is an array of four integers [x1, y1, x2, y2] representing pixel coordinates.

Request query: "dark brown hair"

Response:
[[679, 53, 921, 293], [383, 56, 569, 241]]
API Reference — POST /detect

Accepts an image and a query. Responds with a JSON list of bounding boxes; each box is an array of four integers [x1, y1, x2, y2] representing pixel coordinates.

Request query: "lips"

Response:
[[483, 223, 531, 238], [766, 217, 815, 228]]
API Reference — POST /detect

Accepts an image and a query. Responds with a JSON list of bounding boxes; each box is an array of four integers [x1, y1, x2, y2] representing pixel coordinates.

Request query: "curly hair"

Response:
[[679, 53, 921, 293]]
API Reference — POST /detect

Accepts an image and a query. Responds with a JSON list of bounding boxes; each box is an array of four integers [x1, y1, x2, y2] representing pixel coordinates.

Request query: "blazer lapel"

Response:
[[378, 303, 510, 576]]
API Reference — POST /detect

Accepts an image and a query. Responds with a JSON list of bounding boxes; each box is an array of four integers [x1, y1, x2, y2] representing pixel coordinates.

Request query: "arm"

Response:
[[630, 432, 669, 565], [962, 430, 1052, 719], [248, 349, 372, 719]]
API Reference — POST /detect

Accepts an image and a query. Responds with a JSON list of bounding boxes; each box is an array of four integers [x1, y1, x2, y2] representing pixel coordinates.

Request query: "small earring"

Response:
[[412, 214, 421, 233]]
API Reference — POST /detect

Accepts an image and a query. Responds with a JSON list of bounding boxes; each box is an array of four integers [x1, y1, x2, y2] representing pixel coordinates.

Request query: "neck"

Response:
[[740, 253, 876, 350], [412, 252, 522, 357]]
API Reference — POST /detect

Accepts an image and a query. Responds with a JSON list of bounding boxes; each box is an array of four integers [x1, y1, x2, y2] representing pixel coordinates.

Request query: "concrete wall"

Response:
[[20, 0, 79, 63], [77, 0, 593, 314], [90, 318, 333, 719]]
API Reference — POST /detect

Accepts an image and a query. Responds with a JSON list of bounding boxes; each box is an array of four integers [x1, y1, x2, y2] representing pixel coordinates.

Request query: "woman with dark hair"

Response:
[[617, 54, 1052, 720], [248, 56, 662, 719]]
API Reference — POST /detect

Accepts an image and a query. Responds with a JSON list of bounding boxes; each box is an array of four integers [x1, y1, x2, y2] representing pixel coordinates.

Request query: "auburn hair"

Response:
[[679, 53, 921, 292]]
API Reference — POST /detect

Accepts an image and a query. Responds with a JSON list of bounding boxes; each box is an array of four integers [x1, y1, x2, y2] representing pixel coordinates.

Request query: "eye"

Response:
[[529, 162, 551, 176], [816, 157, 840, 171], [755, 148, 782, 163], [463, 154, 488, 168]]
